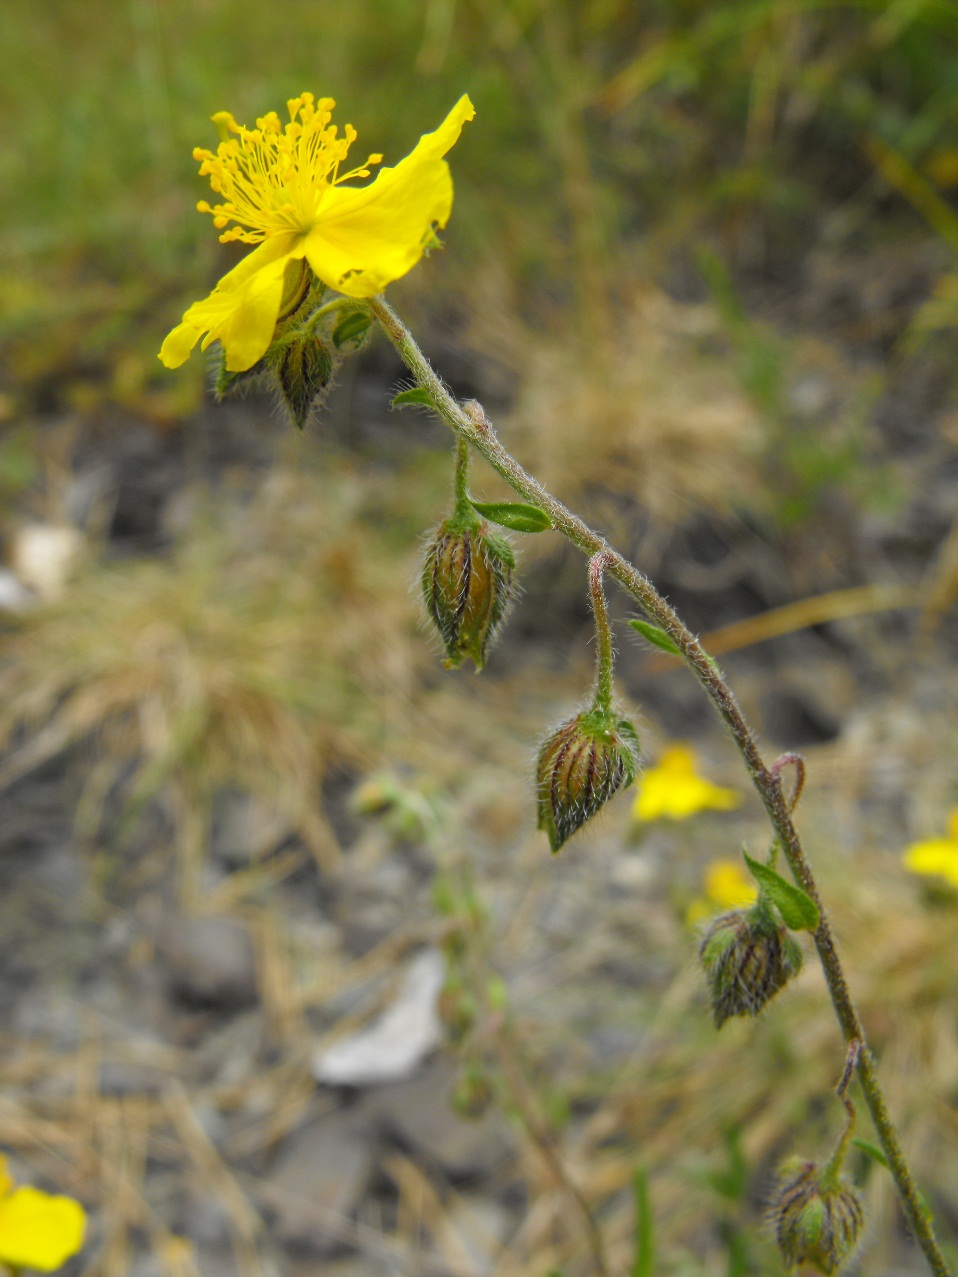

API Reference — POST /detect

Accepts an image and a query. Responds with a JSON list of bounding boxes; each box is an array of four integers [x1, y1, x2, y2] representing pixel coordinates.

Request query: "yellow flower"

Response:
[[160, 92, 475, 373], [0, 1156, 85, 1272], [685, 858, 758, 926], [631, 744, 742, 822], [902, 809, 958, 890]]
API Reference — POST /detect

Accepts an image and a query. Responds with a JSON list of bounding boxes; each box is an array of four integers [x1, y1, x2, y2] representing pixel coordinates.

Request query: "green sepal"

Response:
[[483, 528, 516, 571], [743, 850, 820, 932], [629, 619, 682, 656], [272, 335, 335, 430], [214, 364, 261, 400], [391, 387, 435, 408], [468, 500, 552, 533], [332, 309, 372, 348]]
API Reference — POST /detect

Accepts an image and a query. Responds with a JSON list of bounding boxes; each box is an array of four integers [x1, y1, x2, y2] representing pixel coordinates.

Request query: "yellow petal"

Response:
[[703, 859, 757, 909], [305, 94, 475, 297], [632, 746, 742, 822], [903, 837, 958, 888], [0, 1157, 13, 1200], [159, 236, 300, 371], [0, 1186, 86, 1271]]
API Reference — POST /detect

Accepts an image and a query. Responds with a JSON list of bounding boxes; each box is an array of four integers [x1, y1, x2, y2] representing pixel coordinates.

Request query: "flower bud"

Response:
[[700, 904, 802, 1027], [773, 1159, 864, 1274], [421, 518, 516, 670], [452, 1065, 495, 1120], [437, 976, 477, 1041], [536, 709, 640, 853], [272, 332, 336, 430]]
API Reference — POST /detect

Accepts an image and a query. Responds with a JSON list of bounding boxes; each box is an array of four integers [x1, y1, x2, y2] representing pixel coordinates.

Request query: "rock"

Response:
[[10, 523, 81, 598], [264, 1111, 377, 1256], [366, 1059, 512, 1180], [211, 790, 289, 868], [159, 915, 258, 1010], [98, 1060, 166, 1096], [440, 1196, 513, 1273], [312, 949, 444, 1086], [0, 568, 33, 613], [180, 1194, 232, 1247]]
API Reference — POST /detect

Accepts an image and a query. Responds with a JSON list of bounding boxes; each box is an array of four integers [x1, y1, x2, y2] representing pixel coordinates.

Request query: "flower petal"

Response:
[[632, 745, 741, 822], [903, 838, 958, 884], [304, 94, 475, 297], [159, 236, 301, 371], [0, 1186, 86, 1271]]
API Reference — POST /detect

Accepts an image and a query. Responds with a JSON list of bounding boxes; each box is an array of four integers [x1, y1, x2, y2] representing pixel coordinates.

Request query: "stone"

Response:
[[312, 949, 444, 1087], [159, 914, 258, 1010], [365, 1059, 512, 1180], [211, 790, 289, 868], [264, 1111, 377, 1256]]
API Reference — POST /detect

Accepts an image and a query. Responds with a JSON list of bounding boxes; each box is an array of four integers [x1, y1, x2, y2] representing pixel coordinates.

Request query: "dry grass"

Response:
[[469, 281, 765, 526]]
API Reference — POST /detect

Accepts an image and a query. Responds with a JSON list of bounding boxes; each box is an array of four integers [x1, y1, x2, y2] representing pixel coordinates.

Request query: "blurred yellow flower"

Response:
[[632, 744, 742, 822], [902, 809, 958, 890], [686, 858, 758, 926], [0, 1156, 85, 1272], [160, 92, 475, 373]]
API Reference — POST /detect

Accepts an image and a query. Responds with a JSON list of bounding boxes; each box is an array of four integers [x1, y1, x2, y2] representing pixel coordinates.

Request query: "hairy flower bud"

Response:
[[536, 709, 640, 853], [773, 1159, 864, 1274], [273, 333, 336, 429], [421, 518, 516, 670], [700, 904, 802, 1027]]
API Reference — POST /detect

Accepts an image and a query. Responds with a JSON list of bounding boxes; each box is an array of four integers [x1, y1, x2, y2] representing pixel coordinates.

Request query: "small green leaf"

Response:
[[852, 1139, 889, 1170], [469, 500, 552, 533], [632, 1167, 655, 1277], [628, 619, 682, 656], [390, 386, 435, 408], [743, 851, 820, 932], [332, 310, 372, 347]]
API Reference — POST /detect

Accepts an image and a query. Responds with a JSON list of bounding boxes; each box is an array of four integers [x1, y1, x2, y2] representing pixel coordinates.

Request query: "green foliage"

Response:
[[629, 619, 682, 656], [743, 851, 820, 932], [468, 499, 552, 533], [391, 387, 435, 408], [632, 1167, 655, 1277]]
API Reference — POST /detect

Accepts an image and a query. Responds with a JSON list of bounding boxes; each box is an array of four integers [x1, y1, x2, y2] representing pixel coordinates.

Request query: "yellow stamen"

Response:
[[193, 95, 383, 246]]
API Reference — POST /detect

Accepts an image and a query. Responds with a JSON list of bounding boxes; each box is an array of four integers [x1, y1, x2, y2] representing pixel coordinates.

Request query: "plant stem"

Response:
[[370, 296, 953, 1277], [453, 435, 472, 516], [588, 553, 615, 716]]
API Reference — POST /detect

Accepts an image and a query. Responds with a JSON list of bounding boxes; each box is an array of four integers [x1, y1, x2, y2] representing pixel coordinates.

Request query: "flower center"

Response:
[[193, 93, 382, 245]]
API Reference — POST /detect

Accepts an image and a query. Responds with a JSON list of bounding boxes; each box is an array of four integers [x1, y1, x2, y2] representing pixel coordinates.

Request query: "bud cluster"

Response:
[[421, 517, 516, 670], [536, 708, 640, 852], [699, 901, 802, 1027], [772, 1158, 864, 1274]]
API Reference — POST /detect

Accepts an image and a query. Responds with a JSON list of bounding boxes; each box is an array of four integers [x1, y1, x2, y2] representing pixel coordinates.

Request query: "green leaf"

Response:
[[390, 386, 435, 408], [469, 500, 552, 533], [631, 1167, 655, 1277], [332, 310, 372, 347], [743, 851, 820, 932], [852, 1139, 889, 1170], [628, 619, 681, 656]]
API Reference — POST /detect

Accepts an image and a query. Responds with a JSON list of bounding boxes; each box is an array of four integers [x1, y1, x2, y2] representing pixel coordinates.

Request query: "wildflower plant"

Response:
[[161, 91, 953, 1276]]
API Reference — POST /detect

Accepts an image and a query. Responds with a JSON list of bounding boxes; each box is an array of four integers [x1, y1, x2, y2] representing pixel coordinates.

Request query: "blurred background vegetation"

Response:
[[3, 1, 958, 1274]]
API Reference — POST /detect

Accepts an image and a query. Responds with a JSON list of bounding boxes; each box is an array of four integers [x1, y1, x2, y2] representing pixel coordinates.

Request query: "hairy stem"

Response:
[[588, 552, 615, 717], [371, 295, 952, 1277], [453, 435, 471, 514]]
